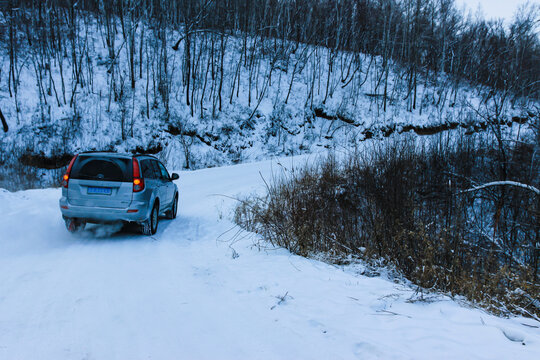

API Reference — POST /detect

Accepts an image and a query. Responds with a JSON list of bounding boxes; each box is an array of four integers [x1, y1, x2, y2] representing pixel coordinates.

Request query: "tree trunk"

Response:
[[0, 109, 8, 132]]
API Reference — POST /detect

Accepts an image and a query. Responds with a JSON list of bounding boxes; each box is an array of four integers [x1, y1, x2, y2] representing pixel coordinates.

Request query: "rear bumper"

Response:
[[59, 197, 149, 223]]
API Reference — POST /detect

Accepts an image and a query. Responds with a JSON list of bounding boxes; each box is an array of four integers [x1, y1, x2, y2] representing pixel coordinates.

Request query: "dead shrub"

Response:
[[235, 134, 539, 318]]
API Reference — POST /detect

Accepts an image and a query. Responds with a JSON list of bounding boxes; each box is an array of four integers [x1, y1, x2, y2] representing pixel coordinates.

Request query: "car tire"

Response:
[[141, 203, 159, 236], [165, 194, 178, 220], [65, 218, 86, 233]]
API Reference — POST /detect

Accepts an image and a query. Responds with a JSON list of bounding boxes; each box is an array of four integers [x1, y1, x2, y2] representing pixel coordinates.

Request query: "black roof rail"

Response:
[[80, 150, 117, 154], [78, 151, 161, 161], [132, 153, 162, 160]]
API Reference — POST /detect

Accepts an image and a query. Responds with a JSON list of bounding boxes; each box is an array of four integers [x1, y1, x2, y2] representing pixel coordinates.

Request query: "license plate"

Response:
[[87, 187, 112, 195]]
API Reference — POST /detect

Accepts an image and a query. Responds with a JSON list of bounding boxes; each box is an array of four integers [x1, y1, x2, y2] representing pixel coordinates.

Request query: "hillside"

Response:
[[0, 1, 538, 190]]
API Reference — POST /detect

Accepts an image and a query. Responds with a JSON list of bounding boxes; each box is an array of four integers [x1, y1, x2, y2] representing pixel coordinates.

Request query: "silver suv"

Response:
[[59, 152, 179, 235]]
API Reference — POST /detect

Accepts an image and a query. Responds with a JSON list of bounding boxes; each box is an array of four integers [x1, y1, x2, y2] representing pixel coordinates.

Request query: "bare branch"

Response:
[[461, 181, 540, 196]]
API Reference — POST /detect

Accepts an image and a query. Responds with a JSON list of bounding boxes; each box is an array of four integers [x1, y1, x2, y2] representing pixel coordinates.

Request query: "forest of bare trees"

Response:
[[2, 0, 538, 122], [0, 0, 538, 190]]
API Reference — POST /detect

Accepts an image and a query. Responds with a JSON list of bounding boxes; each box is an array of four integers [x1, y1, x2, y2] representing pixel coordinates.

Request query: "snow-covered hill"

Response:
[[1, 10, 536, 191], [1, 155, 539, 359]]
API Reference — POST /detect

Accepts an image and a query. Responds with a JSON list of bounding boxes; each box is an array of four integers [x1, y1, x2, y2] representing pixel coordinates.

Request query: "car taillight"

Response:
[[132, 158, 145, 192], [62, 154, 78, 188]]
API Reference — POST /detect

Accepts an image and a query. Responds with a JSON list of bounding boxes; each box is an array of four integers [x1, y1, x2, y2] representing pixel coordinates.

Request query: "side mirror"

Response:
[[170, 173, 179, 181]]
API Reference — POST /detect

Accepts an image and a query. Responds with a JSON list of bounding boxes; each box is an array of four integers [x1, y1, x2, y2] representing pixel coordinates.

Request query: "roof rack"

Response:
[[132, 153, 160, 159], [80, 150, 115, 154], [79, 151, 160, 160]]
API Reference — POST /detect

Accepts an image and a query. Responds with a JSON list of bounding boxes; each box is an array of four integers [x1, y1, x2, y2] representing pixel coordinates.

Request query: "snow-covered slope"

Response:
[[1, 156, 539, 359], [2, 10, 536, 192]]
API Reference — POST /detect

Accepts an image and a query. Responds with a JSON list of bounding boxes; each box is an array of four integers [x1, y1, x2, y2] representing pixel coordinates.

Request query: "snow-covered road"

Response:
[[1, 156, 539, 359]]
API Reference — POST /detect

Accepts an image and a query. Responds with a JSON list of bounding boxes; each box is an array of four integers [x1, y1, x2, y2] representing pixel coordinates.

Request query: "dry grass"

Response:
[[235, 133, 540, 318]]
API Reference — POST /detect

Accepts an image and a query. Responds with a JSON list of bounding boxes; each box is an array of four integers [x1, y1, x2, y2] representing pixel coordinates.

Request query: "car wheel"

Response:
[[165, 194, 178, 220], [65, 218, 86, 233], [141, 203, 159, 236]]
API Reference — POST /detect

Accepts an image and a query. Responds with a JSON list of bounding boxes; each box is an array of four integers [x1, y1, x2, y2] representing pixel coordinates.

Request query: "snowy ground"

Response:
[[1, 155, 539, 360]]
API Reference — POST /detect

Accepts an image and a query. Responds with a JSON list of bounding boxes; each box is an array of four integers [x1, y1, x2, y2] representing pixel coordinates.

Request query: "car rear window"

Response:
[[70, 156, 132, 182], [140, 159, 158, 179], [157, 161, 170, 180]]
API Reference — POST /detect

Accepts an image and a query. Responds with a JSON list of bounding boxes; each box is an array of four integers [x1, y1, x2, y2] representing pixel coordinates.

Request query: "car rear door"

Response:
[[151, 160, 172, 209], [150, 160, 166, 210], [68, 156, 133, 209], [157, 161, 174, 207]]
